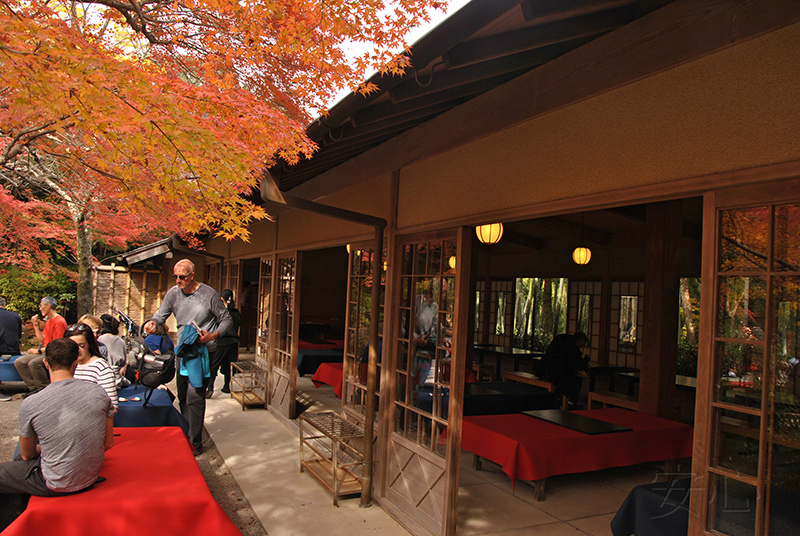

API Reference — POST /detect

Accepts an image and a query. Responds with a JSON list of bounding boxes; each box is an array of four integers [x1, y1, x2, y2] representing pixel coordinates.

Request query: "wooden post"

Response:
[[125, 268, 132, 322], [108, 263, 116, 314], [360, 226, 384, 507], [639, 201, 681, 418], [141, 270, 148, 326]]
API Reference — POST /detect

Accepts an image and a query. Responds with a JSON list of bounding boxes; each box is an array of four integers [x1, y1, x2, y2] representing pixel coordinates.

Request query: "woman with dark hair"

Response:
[[97, 313, 129, 388], [207, 289, 241, 398], [66, 323, 118, 411]]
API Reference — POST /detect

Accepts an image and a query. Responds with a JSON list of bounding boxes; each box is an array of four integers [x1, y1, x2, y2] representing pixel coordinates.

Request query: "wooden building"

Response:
[[199, 1, 800, 535]]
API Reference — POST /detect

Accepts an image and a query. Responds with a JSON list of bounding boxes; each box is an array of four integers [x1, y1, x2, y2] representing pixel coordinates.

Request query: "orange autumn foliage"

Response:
[[0, 0, 446, 262]]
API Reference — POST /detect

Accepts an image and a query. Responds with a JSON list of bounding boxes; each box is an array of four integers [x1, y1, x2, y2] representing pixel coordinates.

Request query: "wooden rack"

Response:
[[299, 412, 364, 506], [230, 361, 267, 410]]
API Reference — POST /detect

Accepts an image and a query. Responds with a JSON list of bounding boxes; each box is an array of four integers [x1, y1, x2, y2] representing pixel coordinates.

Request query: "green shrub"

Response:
[[0, 267, 77, 350], [677, 339, 699, 377]]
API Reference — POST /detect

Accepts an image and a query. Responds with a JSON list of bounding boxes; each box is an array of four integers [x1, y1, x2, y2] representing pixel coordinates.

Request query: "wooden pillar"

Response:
[[639, 201, 681, 418]]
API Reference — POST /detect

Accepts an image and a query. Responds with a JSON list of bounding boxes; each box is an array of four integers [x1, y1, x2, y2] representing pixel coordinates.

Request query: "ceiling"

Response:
[[488, 198, 704, 257], [266, 0, 675, 193]]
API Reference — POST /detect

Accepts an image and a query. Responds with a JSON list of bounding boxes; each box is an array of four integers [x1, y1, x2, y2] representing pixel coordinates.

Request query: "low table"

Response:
[[523, 409, 632, 434], [312, 362, 344, 398], [297, 349, 344, 376], [114, 385, 189, 435], [462, 408, 693, 500], [0, 355, 23, 382], [3, 427, 240, 536], [611, 477, 691, 536]]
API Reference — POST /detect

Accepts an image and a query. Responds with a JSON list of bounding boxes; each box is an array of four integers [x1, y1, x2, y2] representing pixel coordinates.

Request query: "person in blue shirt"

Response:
[[144, 321, 175, 355]]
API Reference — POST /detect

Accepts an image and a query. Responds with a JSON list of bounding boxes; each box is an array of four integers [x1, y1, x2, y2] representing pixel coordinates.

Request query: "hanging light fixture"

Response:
[[572, 213, 592, 265], [345, 243, 351, 254], [572, 247, 592, 265], [448, 255, 457, 270], [476, 223, 504, 245]]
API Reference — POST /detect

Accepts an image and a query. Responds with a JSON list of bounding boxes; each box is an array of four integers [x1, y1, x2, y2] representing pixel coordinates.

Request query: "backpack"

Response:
[[125, 334, 176, 390]]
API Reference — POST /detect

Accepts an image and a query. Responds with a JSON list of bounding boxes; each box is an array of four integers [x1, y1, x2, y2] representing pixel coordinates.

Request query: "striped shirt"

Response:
[[75, 358, 118, 411]]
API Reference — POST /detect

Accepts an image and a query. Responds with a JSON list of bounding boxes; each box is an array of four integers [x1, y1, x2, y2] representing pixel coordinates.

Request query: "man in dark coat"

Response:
[[539, 332, 589, 407]]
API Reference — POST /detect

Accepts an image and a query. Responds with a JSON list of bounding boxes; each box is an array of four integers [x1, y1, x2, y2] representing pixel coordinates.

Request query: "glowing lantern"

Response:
[[475, 223, 504, 245], [572, 247, 592, 265]]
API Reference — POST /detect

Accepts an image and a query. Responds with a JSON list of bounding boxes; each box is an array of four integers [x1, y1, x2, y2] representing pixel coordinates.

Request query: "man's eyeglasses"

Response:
[[172, 274, 192, 281]]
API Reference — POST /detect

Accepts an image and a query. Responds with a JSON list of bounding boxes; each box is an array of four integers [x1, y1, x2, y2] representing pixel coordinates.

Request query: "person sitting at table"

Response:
[[77, 315, 109, 361], [97, 314, 130, 389], [144, 320, 175, 355], [0, 338, 114, 532], [66, 323, 118, 412], [539, 332, 589, 409]]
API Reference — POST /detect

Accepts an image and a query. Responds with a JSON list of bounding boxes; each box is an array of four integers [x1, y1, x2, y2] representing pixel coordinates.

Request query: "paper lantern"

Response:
[[572, 247, 592, 265], [475, 223, 504, 245]]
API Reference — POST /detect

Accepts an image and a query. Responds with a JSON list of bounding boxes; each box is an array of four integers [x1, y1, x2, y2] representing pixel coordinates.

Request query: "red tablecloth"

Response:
[[312, 362, 344, 398], [3, 427, 241, 536], [298, 339, 345, 350], [462, 409, 693, 490]]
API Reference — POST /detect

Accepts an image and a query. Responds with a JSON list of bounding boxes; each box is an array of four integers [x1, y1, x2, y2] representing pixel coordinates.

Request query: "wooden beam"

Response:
[[537, 216, 612, 245], [304, 0, 523, 140], [352, 91, 481, 128], [443, 7, 631, 68], [293, 0, 800, 200], [521, 0, 636, 24], [391, 38, 589, 103], [502, 229, 545, 249]]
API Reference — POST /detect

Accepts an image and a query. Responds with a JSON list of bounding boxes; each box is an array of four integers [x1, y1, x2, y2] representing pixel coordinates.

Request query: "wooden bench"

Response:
[[472, 362, 495, 382], [503, 371, 567, 410], [503, 370, 555, 391], [588, 390, 640, 411]]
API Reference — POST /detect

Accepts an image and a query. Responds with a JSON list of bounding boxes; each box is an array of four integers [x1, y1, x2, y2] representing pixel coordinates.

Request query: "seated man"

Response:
[[15, 296, 68, 396], [0, 338, 114, 531], [538, 332, 589, 408]]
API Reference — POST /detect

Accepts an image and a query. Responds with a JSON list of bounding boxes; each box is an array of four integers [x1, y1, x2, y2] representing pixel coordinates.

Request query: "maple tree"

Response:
[[0, 0, 446, 314]]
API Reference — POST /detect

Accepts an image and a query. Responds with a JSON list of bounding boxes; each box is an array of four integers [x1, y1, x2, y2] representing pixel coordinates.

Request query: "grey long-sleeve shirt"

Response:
[[152, 283, 232, 353]]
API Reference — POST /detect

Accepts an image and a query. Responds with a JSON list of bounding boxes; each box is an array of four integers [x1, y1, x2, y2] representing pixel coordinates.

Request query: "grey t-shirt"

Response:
[[152, 283, 232, 352], [18, 378, 113, 492]]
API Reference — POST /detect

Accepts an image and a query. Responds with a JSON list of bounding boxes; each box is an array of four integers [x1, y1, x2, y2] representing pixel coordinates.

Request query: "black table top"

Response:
[[523, 409, 632, 435]]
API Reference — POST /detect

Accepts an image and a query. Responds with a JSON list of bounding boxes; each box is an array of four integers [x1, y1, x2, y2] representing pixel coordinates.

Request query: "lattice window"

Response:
[[273, 257, 295, 373], [393, 239, 457, 457]]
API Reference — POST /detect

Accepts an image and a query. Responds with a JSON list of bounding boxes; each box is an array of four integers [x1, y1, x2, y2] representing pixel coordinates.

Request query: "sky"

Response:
[[327, 0, 472, 108]]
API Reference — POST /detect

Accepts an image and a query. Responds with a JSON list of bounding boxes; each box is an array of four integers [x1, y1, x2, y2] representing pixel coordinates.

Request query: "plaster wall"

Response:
[[397, 21, 800, 228]]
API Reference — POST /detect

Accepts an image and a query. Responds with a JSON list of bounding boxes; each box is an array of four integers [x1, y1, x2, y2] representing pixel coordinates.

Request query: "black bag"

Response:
[[124, 334, 175, 389]]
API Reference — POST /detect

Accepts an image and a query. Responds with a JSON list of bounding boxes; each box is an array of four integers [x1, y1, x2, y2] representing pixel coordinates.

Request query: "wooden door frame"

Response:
[[375, 227, 469, 536], [268, 251, 302, 420], [257, 254, 275, 391], [690, 176, 800, 535]]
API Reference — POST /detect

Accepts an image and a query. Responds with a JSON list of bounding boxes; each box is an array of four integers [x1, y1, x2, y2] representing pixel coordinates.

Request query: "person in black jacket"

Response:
[[539, 332, 589, 408], [206, 289, 241, 398]]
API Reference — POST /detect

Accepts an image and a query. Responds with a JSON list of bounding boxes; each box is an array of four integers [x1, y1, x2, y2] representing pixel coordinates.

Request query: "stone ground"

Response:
[[0, 380, 268, 536]]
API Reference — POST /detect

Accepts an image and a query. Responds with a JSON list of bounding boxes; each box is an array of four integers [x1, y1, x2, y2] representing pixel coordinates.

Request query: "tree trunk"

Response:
[[680, 278, 697, 344], [542, 279, 553, 334], [75, 213, 94, 317]]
